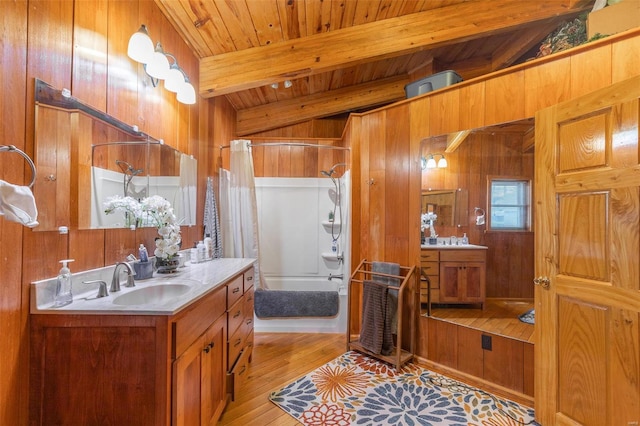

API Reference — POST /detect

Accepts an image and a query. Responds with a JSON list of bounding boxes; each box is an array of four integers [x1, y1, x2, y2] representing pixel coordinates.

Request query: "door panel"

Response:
[[535, 75, 640, 426]]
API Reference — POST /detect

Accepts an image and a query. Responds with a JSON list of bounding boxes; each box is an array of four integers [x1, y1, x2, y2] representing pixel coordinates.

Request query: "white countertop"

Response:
[[31, 257, 256, 315], [421, 244, 487, 250]]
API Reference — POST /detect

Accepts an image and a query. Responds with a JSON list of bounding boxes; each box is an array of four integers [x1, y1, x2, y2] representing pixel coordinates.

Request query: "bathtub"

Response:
[[253, 276, 348, 333]]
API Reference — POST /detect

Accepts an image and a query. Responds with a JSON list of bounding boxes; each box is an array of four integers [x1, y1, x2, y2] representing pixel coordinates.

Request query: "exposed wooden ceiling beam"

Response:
[[237, 76, 409, 135], [490, 21, 562, 70], [198, 0, 591, 98], [445, 130, 472, 153]]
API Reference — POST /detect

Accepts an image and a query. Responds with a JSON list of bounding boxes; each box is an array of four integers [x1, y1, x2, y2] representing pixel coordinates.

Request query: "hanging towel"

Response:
[[0, 180, 39, 228], [372, 261, 400, 334], [179, 154, 197, 225], [359, 280, 394, 355], [203, 176, 223, 258]]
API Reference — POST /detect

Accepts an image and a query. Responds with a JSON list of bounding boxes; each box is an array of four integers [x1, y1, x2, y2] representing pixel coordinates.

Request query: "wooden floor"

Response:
[[219, 332, 345, 426], [428, 298, 535, 343], [219, 302, 534, 425]]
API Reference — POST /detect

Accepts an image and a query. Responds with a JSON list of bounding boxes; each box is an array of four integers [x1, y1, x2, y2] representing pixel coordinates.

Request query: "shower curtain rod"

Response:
[[219, 142, 349, 151]]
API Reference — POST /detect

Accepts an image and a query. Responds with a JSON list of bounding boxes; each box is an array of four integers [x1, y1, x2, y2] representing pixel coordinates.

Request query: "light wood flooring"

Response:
[[219, 332, 345, 426], [428, 298, 535, 343], [220, 302, 534, 425]]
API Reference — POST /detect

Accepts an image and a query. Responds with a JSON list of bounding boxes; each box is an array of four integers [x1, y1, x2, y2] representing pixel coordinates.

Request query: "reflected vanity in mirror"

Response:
[[421, 188, 468, 227], [33, 79, 196, 231]]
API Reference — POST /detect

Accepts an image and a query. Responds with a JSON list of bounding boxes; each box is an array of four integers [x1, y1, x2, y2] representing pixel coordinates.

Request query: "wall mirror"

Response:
[[421, 189, 468, 227], [33, 79, 196, 231]]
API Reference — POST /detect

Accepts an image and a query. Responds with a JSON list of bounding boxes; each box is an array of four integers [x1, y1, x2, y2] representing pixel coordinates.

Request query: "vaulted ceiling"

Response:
[[155, 0, 592, 135]]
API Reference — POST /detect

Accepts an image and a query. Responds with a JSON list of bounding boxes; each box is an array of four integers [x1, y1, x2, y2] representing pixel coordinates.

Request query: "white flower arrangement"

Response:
[[421, 212, 438, 238], [104, 195, 182, 260]]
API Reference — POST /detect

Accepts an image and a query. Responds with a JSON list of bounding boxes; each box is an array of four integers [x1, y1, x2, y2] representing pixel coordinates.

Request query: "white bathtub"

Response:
[[253, 276, 348, 333]]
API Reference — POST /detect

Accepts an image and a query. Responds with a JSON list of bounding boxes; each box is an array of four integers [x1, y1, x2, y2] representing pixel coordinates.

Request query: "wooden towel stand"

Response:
[[346, 259, 417, 369]]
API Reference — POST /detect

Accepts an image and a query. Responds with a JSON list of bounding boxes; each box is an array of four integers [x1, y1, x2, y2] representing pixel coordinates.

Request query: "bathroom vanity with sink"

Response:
[[29, 258, 255, 426], [420, 244, 487, 309]]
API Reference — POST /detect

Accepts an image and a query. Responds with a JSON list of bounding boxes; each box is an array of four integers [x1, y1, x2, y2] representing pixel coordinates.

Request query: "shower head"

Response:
[[320, 162, 347, 178], [116, 160, 143, 176]]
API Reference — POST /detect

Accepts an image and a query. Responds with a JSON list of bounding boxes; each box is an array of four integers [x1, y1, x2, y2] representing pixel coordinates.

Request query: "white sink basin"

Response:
[[112, 284, 192, 306]]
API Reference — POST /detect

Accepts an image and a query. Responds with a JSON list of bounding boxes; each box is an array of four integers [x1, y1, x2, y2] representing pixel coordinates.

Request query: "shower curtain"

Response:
[[219, 139, 267, 289]]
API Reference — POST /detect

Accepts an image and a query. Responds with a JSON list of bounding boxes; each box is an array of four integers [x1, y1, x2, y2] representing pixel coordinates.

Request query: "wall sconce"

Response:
[[127, 25, 196, 105], [421, 153, 448, 170], [474, 207, 486, 225]]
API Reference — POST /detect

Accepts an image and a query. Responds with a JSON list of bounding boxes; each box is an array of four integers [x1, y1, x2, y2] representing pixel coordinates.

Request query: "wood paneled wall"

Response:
[[0, 2, 233, 424]]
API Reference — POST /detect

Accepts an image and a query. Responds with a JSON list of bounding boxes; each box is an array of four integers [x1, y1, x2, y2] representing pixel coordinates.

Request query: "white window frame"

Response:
[[487, 177, 531, 231]]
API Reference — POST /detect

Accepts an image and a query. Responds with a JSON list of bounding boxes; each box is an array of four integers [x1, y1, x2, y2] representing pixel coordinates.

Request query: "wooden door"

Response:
[[202, 315, 227, 426], [534, 75, 640, 426]]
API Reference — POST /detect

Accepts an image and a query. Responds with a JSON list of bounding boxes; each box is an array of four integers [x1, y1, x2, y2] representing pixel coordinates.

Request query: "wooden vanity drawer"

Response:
[[420, 261, 439, 276], [228, 297, 245, 337], [440, 249, 486, 262], [227, 275, 244, 308], [421, 275, 439, 289], [228, 344, 252, 401], [420, 250, 439, 262], [243, 267, 255, 292], [172, 286, 226, 358], [228, 324, 246, 367], [243, 286, 254, 313]]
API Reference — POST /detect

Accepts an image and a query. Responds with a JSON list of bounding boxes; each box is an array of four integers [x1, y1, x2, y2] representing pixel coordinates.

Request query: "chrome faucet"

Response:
[[111, 262, 136, 292], [328, 273, 343, 281]]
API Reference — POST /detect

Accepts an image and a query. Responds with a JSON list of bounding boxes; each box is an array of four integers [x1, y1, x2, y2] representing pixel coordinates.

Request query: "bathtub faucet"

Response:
[[328, 273, 343, 281]]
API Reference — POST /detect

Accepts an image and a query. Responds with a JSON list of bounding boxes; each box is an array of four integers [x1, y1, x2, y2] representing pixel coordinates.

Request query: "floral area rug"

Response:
[[269, 351, 539, 426]]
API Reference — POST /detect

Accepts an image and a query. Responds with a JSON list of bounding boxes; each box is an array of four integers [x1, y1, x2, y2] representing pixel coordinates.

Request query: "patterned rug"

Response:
[[270, 351, 539, 426]]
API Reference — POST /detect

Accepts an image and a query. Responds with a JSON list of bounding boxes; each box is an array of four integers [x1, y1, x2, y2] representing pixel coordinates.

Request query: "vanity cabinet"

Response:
[[420, 247, 486, 307], [226, 268, 255, 400], [30, 263, 254, 426]]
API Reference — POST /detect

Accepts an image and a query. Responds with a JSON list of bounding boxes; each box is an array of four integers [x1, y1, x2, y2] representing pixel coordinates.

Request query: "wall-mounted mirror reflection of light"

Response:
[[33, 79, 196, 231]]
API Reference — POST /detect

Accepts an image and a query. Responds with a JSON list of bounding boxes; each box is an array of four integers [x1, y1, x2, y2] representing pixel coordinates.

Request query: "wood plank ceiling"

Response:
[[155, 0, 592, 135]]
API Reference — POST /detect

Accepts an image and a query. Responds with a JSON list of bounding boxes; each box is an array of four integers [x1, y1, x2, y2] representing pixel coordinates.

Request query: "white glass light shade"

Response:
[[164, 66, 185, 93], [437, 156, 448, 168], [426, 156, 437, 169], [127, 25, 154, 64], [177, 81, 196, 105], [145, 43, 170, 80]]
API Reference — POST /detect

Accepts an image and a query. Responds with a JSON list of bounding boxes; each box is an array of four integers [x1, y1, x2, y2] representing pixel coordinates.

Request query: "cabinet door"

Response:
[[463, 262, 485, 303], [440, 261, 485, 303], [173, 315, 227, 426], [202, 315, 227, 426], [440, 262, 461, 301], [173, 333, 204, 426]]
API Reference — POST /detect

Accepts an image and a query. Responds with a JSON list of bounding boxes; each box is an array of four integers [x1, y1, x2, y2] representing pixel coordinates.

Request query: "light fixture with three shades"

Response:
[[127, 25, 196, 105]]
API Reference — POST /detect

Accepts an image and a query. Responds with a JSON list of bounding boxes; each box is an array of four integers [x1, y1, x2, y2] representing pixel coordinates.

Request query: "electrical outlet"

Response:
[[481, 334, 492, 351]]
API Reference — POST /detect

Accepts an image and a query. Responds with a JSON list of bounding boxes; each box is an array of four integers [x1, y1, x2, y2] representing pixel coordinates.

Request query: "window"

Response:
[[488, 178, 531, 231]]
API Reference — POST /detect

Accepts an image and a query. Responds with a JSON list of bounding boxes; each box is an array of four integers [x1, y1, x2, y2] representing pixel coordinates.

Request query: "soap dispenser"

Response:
[[54, 259, 75, 307]]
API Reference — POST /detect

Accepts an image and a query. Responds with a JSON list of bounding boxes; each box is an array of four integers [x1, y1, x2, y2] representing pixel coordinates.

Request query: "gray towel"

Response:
[[372, 261, 400, 333], [203, 177, 223, 258], [359, 280, 394, 355]]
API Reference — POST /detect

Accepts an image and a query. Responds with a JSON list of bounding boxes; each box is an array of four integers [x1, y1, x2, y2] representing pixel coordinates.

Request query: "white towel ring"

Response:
[[0, 145, 37, 188]]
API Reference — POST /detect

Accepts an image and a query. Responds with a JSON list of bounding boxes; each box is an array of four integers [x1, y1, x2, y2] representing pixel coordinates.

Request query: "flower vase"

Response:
[[155, 256, 180, 274]]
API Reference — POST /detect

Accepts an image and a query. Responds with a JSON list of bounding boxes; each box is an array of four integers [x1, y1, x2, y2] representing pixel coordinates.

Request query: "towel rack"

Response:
[[0, 145, 36, 188], [346, 259, 417, 369]]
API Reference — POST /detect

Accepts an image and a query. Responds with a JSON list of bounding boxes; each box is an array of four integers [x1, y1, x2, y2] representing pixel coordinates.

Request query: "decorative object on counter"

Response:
[[154, 256, 181, 274], [53, 259, 74, 307], [461, 233, 469, 245], [104, 195, 182, 273], [133, 260, 154, 280], [421, 212, 438, 245]]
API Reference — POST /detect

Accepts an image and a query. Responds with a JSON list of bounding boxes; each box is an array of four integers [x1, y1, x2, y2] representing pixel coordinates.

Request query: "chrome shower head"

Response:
[[320, 162, 347, 178]]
